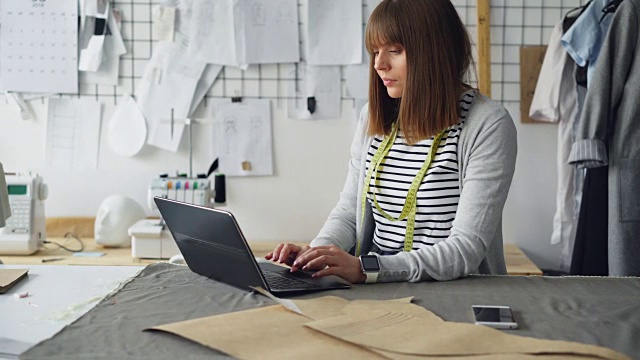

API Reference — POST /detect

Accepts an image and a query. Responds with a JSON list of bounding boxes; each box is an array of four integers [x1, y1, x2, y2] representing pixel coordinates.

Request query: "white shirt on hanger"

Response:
[[530, 21, 579, 272]]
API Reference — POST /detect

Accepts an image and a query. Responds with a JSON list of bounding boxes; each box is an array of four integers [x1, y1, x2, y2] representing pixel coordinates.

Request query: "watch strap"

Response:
[[364, 271, 379, 283]]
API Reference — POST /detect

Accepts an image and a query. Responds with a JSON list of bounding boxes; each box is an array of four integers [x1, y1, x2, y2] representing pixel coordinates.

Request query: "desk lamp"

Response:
[[0, 162, 11, 228]]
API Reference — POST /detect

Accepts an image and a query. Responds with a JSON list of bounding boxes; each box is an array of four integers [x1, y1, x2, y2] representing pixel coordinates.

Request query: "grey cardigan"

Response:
[[311, 93, 517, 282]]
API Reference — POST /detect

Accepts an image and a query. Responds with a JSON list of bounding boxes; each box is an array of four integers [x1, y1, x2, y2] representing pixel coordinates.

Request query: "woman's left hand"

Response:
[[292, 245, 366, 284]]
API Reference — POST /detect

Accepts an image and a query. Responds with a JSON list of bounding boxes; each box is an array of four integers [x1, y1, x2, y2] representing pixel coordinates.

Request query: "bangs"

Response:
[[365, 2, 404, 54]]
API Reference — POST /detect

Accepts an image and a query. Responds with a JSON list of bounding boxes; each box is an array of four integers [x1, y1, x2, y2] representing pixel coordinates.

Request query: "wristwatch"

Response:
[[359, 255, 381, 283]]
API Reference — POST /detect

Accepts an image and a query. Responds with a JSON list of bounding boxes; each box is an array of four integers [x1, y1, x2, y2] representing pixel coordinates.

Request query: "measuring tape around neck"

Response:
[[357, 123, 446, 256]]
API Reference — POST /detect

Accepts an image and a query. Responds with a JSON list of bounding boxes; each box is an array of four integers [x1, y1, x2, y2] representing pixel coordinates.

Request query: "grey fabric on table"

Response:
[[1, 337, 33, 358], [21, 263, 640, 360]]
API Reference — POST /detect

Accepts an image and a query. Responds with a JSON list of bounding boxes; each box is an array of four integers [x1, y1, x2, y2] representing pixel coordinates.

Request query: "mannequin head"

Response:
[[95, 195, 145, 247]]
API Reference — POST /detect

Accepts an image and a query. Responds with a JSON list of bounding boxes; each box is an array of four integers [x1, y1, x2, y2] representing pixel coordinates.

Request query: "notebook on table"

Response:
[[154, 197, 350, 296], [0, 268, 29, 294]]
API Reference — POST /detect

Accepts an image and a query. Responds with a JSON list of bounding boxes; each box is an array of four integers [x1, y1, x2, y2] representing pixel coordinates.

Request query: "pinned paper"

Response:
[[0, 0, 79, 94], [211, 98, 273, 176], [153, 6, 176, 42], [80, 8, 127, 86], [137, 41, 206, 152], [188, 0, 299, 67], [288, 63, 341, 120], [5, 92, 36, 121], [83, 0, 108, 17], [79, 35, 106, 72], [306, 0, 362, 65], [108, 95, 148, 157], [46, 98, 102, 170], [78, 2, 110, 72]]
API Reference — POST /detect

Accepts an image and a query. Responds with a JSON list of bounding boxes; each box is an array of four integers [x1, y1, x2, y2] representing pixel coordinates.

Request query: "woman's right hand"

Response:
[[265, 243, 311, 271]]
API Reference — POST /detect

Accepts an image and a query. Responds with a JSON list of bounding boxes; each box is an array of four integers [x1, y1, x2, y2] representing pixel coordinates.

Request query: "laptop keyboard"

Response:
[[262, 270, 319, 290]]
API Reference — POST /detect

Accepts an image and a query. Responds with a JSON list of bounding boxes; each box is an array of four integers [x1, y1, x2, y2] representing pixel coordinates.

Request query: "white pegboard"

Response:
[[3, 0, 588, 106]]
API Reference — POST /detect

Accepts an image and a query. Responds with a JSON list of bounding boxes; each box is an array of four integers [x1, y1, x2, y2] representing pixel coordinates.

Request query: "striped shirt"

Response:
[[365, 91, 475, 252]]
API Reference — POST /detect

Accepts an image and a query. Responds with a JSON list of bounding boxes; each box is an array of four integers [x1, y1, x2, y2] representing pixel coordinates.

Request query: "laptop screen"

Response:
[[154, 197, 268, 292]]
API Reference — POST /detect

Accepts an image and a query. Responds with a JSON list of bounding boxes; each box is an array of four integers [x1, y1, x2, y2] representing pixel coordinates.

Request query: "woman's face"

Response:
[[373, 44, 407, 98]]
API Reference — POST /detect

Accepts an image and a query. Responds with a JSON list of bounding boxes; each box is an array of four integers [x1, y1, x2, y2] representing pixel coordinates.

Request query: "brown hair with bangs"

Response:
[[365, 0, 476, 144]]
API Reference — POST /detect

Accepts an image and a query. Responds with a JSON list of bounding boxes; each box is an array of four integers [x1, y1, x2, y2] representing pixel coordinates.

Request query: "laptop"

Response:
[[154, 197, 350, 295]]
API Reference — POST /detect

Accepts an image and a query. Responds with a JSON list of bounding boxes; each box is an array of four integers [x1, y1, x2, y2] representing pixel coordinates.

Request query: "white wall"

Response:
[[1, 0, 579, 272], [503, 103, 562, 271], [0, 97, 563, 271], [0, 99, 355, 235]]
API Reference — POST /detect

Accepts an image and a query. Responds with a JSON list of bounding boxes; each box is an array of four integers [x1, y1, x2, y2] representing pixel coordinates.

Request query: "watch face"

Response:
[[361, 255, 381, 271]]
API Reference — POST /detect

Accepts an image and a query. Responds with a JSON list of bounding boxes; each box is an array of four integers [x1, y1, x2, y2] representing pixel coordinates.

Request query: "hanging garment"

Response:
[[571, 167, 609, 276], [568, 0, 640, 277], [529, 21, 579, 272], [561, 0, 615, 88], [562, 0, 617, 275]]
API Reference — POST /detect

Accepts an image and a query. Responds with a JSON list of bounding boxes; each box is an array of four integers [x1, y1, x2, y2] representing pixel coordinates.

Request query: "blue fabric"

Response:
[[561, 0, 614, 87]]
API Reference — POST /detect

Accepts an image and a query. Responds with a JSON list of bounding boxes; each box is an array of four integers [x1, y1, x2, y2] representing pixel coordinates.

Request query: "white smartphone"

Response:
[[472, 305, 518, 329]]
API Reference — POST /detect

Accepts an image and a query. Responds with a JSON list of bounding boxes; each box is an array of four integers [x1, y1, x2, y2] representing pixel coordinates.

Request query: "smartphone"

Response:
[[472, 305, 518, 329]]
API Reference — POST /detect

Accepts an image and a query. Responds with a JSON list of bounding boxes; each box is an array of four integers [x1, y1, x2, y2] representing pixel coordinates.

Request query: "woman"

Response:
[[267, 0, 517, 283]]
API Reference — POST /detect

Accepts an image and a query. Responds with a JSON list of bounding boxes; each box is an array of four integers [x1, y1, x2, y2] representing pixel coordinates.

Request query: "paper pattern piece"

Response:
[[0, 269, 29, 294], [0, 0, 78, 94], [251, 286, 304, 316], [137, 0, 208, 152], [46, 99, 102, 170], [167, 0, 214, 117], [150, 296, 630, 360], [306, 0, 362, 65], [153, 5, 176, 42], [137, 41, 206, 152], [188, 0, 299, 68], [288, 63, 341, 120], [211, 99, 273, 176], [306, 309, 629, 360], [150, 304, 385, 360], [108, 95, 148, 157], [166, 2, 221, 117]]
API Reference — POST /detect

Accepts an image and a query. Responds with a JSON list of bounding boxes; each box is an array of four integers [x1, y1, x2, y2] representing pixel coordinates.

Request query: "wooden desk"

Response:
[[0, 238, 155, 266], [502, 243, 543, 275], [0, 238, 542, 275]]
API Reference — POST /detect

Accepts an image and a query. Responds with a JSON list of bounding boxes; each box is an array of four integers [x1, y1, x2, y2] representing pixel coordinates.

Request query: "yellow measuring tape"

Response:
[[357, 122, 445, 256]]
